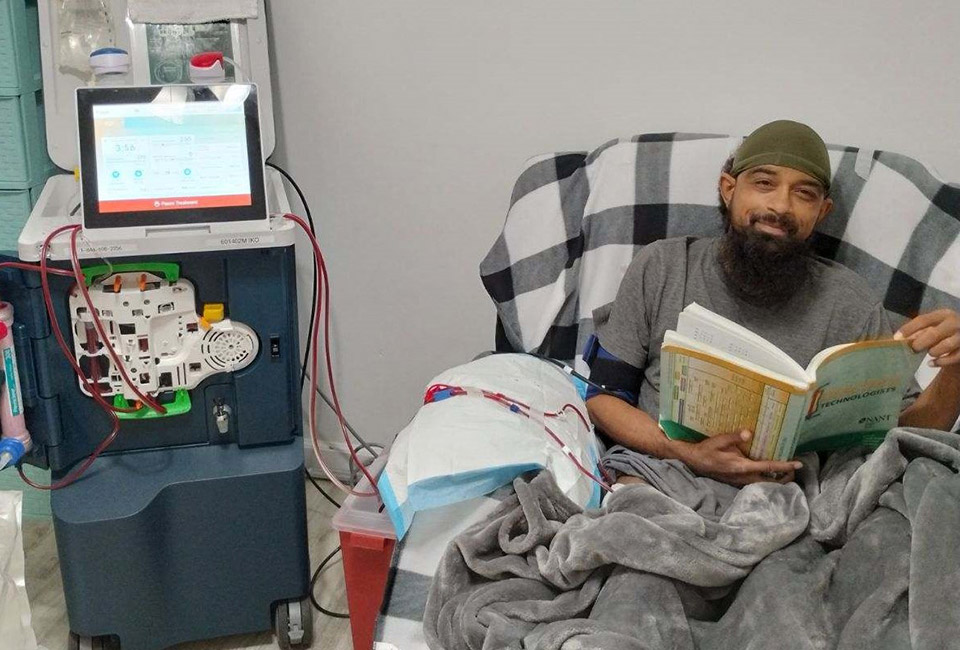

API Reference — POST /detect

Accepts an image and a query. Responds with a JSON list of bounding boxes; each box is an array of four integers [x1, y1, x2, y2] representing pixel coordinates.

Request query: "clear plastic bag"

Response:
[[0, 491, 38, 650], [58, 0, 115, 76]]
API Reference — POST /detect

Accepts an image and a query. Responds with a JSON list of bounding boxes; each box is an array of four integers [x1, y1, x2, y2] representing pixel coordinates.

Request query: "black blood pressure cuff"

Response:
[[583, 335, 641, 405]]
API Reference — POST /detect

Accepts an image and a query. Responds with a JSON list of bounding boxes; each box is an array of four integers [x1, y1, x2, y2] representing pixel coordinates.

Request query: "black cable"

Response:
[[309, 546, 349, 618], [269, 161, 380, 464], [267, 162, 376, 621], [265, 160, 317, 392], [304, 371, 381, 459], [303, 439, 349, 619], [305, 468, 342, 509], [303, 461, 349, 619], [69, 202, 81, 216]]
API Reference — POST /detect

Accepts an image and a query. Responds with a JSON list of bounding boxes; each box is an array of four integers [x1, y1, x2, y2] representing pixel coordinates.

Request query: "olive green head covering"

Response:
[[731, 120, 831, 189]]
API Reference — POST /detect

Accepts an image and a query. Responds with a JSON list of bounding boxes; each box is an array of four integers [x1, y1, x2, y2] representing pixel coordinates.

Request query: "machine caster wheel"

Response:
[[274, 596, 314, 648], [68, 633, 120, 650]]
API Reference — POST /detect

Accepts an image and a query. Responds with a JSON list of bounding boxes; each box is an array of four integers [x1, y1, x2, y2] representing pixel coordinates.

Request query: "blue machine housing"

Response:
[[0, 244, 309, 650]]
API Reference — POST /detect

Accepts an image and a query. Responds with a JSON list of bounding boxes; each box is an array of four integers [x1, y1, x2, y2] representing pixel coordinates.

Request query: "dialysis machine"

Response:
[[0, 3, 313, 649]]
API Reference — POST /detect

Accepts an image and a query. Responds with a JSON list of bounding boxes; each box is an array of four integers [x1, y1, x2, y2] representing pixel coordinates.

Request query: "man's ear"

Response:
[[719, 172, 737, 209], [816, 197, 834, 225]]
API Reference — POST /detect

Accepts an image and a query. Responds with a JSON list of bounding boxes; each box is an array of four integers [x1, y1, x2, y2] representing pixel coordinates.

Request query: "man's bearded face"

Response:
[[718, 210, 813, 306], [717, 165, 832, 306]]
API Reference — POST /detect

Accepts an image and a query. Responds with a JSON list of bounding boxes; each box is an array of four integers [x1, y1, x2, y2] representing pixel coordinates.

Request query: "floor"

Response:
[[21, 479, 355, 650]]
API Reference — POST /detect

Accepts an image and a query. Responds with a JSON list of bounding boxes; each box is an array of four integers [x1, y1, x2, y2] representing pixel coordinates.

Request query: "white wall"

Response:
[[265, 0, 960, 446]]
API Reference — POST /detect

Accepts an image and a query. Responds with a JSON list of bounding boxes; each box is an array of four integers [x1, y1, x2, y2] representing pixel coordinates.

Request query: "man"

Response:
[[586, 120, 960, 486]]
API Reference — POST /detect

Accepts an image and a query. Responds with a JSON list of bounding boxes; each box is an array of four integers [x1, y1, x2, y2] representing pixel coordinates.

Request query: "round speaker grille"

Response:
[[202, 329, 256, 369]]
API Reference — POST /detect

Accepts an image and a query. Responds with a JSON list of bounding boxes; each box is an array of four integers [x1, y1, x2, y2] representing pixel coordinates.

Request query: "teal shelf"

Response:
[[0, 88, 56, 188], [0, 180, 42, 252], [0, 0, 42, 96]]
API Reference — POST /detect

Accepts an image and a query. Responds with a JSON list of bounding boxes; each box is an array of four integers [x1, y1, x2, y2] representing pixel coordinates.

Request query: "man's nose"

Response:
[[765, 186, 793, 216]]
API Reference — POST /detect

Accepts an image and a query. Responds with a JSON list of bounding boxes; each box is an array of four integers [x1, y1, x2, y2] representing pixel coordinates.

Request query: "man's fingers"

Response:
[[732, 470, 796, 485], [711, 430, 752, 448], [727, 458, 794, 477], [776, 470, 796, 484], [896, 310, 949, 339], [747, 470, 796, 484], [929, 333, 960, 359], [752, 459, 804, 474], [736, 429, 753, 454], [905, 326, 940, 353], [931, 349, 960, 367], [766, 470, 795, 484]]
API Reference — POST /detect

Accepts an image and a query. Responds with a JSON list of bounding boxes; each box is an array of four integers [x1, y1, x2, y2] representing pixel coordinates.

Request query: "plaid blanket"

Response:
[[480, 133, 960, 372], [374, 487, 511, 649], [374, 133, 960, 648]]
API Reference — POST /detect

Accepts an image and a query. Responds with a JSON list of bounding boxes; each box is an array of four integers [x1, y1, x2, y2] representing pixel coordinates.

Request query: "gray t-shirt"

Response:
[[595, 236, 916, 418]]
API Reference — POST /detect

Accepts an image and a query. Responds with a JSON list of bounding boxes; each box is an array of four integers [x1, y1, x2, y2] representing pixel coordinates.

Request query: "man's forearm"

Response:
[[586, 394, 691, 460], [899, 368, 960, 431]]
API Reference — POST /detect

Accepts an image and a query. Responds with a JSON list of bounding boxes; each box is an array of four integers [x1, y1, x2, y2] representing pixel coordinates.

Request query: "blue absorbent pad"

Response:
[[380, 463, 542, 539], [379, 459, 601, 541], [379, 353, 605, 540]]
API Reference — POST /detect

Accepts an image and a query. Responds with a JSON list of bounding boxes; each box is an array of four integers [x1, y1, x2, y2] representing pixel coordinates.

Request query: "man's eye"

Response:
[[755, 179, 773, 188], [796, 189, 816, 201]]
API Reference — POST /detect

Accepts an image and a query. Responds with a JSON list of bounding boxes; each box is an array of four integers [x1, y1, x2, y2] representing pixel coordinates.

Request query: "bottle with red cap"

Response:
[[190, 52, 227, 83]]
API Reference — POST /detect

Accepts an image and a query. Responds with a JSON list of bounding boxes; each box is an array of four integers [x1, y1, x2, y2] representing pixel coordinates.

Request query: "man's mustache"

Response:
[[748, 212, 799, 236]]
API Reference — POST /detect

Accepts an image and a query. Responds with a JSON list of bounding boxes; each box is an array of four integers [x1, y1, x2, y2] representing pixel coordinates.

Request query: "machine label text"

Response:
[[208, 236, 276, 248]]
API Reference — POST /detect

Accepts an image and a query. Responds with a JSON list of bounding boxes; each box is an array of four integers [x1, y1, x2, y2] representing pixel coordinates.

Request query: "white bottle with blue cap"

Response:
[[89, 47, 130, 86]]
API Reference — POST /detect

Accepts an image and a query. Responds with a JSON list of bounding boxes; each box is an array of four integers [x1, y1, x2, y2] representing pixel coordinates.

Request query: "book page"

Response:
[[659, 344, 809, 460], [798, 340, 914, 450], [677, 304, 808, 382]]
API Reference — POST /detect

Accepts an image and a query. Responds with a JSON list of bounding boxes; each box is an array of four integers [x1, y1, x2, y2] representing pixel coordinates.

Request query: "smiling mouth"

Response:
[[750, 214, 796, 238], [755, 221, 789, 237]]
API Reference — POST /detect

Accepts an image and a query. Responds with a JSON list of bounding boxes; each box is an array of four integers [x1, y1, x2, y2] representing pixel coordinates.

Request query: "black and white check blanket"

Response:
[[480, 133, 960, 371], [374, 488, 512, 648], [373, 133, 960, 649]]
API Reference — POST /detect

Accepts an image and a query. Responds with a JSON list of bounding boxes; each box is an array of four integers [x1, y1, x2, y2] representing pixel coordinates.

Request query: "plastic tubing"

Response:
[[424, 382, 612, 493], [13, 228, 128, 489], [19, 330, 122, 491], [0, 303, 31, 464], [39, 225, 138, 414], [68, 227, 166, 414], [0, 253, 125, 486], [282, 213, 378, 497]]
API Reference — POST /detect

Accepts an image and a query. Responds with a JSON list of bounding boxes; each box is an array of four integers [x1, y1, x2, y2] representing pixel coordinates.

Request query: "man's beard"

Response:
[[717, 212, 814, 307]]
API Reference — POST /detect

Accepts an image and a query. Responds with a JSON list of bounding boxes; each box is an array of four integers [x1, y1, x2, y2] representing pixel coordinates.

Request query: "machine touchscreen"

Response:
[[77, 84, 267, 229]]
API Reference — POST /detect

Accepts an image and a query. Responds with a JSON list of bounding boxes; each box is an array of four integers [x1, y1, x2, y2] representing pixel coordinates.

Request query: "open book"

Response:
[[659, 303, 918, 461]]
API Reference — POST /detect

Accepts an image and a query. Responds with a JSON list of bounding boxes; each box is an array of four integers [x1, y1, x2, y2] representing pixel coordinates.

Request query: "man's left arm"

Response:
[[896, 309, 960, 431]]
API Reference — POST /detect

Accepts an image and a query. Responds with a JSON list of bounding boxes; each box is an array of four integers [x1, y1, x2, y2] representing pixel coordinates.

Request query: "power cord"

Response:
[[269, 162, 382, 477], [269, 162, 368, 618], [309, 546, 349, 619], [304, 469, 350, 618], [304, 467, 350, 618], [265, 160, 317, 392], [305, 470, 342, 510], [304, 371, 381, 459]]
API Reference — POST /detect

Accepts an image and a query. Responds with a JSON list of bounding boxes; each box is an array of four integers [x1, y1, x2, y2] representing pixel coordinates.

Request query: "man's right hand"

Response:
[[675, 430, 802, 486]]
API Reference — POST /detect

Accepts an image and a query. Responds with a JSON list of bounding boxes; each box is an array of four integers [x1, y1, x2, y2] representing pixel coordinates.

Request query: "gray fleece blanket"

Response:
[[424, 428, 960, 650]]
